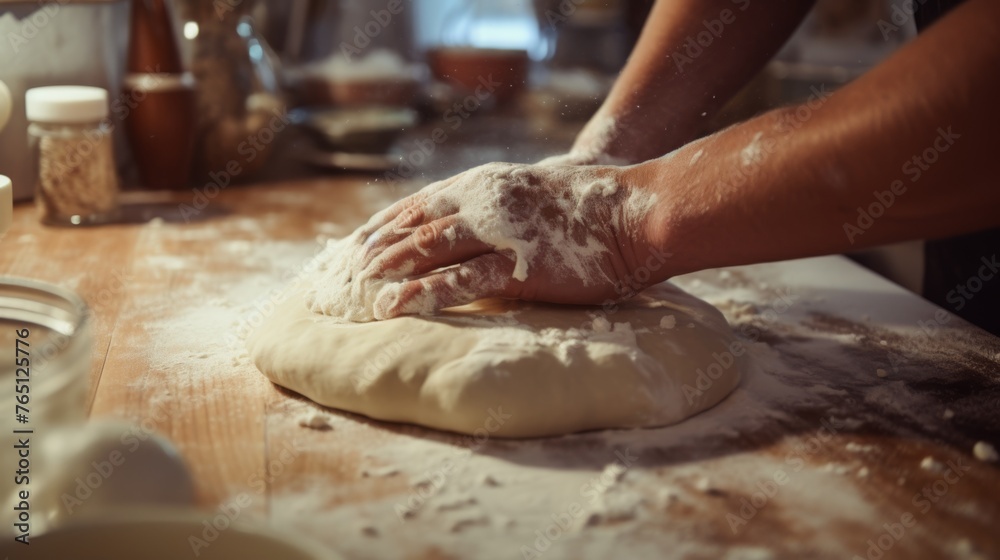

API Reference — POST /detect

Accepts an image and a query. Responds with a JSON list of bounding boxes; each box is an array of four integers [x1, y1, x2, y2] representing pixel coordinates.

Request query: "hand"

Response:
[[324, 161, 666, 321], [536, 116, 633, 167], [536, 149, 626, 167]]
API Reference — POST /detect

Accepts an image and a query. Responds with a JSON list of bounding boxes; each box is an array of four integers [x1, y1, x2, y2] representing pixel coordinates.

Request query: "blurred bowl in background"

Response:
[[287, 49, 423, 108], [295, 75, 420, 108], [426, 47, 529, 106], [297, 106, 418, 153]]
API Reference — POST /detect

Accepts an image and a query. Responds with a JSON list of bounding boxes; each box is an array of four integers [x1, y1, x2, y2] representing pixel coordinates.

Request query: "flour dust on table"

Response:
[[248, 281, 745, 438]]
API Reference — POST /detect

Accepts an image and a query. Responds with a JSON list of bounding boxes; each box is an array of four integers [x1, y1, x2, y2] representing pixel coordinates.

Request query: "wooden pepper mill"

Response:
[[123, 0, 197, 190]]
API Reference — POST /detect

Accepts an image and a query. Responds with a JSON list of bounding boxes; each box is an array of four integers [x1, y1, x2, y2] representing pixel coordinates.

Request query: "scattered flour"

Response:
[[257, 259, 998, 559], [972, 441, 998, 462], [845, 442, 875, 454], [298, 412, 333, 431], [739, 132, 764, 166], [920, 456, 944, 473]]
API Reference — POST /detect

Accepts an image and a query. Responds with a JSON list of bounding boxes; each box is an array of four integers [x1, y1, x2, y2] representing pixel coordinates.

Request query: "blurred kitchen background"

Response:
[[0, 0, 920, 286]]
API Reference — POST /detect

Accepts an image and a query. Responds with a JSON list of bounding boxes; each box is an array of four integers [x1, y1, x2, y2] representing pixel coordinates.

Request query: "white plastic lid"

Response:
[[25, 86, 109, 123]]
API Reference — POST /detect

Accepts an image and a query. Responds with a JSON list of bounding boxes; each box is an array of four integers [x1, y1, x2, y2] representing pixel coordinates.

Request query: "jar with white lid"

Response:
[[26, 86, 119, 226]]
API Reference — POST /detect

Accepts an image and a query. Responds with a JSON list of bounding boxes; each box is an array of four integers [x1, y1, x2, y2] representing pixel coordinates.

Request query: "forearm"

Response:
[[628, 0, 1000, 276], [574, 0, 814, 164]]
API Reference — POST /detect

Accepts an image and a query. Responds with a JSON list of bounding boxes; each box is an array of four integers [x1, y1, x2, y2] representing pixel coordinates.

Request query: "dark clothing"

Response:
[[914, 0, 1000, 336], [924, 232, 1000, 336], [913, 0, 964, 31]]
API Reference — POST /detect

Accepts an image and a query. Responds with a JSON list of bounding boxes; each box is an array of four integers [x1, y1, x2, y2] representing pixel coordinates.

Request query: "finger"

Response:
[[368, 217, 493, 279], [361, 201, 431, 260], [373, 253, 517, 320], [358, 184, 462, 266], [357, 176, 459, 242]]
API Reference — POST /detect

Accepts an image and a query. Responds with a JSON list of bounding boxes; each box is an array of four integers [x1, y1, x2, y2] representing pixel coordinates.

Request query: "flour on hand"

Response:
[[305, 162, 657, 323]]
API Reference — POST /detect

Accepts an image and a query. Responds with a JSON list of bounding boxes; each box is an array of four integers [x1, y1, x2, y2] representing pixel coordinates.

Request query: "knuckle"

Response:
[[414, 222, 441, 248], [396, 205, 425, 229]]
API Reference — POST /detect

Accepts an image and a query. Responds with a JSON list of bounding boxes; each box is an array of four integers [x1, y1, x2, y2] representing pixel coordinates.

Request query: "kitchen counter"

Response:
[[2, 166, 999, 558]]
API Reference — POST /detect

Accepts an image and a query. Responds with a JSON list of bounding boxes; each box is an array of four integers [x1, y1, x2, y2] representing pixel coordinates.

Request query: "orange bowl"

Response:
[[427, 47, 529, 105]]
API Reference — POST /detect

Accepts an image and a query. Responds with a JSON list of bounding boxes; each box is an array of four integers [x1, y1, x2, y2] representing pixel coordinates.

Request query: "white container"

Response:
[[0, 176, 11, 238], [26, 86, 120, 225], [0, 4, 129, 202]]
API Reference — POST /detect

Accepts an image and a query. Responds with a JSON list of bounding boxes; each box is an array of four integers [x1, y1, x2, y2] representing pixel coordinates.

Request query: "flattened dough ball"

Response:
[[248, 282, 744, 438]]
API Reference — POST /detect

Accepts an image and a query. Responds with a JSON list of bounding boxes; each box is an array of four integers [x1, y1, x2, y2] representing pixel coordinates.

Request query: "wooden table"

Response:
[[2, 167, 999, 559]]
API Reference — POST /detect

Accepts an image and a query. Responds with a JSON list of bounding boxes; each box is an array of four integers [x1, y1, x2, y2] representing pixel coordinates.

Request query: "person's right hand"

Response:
[[310, 160, 673, 322], [536, 149, 616, 167]]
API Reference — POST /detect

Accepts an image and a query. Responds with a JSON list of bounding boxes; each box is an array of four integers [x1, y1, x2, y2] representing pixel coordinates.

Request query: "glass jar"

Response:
[[0, 277, 91, 533], [26, 86, 119, 226]]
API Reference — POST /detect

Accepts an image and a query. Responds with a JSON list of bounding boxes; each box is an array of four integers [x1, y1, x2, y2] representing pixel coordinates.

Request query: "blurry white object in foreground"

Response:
[[0, 176, 10, 239]]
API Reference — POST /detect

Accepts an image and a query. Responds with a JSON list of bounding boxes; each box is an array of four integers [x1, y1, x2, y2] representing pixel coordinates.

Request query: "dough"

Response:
[[248, 283, 745, 438]]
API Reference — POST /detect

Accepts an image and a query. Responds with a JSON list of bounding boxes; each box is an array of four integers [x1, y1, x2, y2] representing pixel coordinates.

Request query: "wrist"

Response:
[[620, 154, 705, 281]]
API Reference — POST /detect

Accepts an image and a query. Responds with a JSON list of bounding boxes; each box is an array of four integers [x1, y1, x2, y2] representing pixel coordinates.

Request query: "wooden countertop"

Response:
[[2, 172, 999, 559]]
